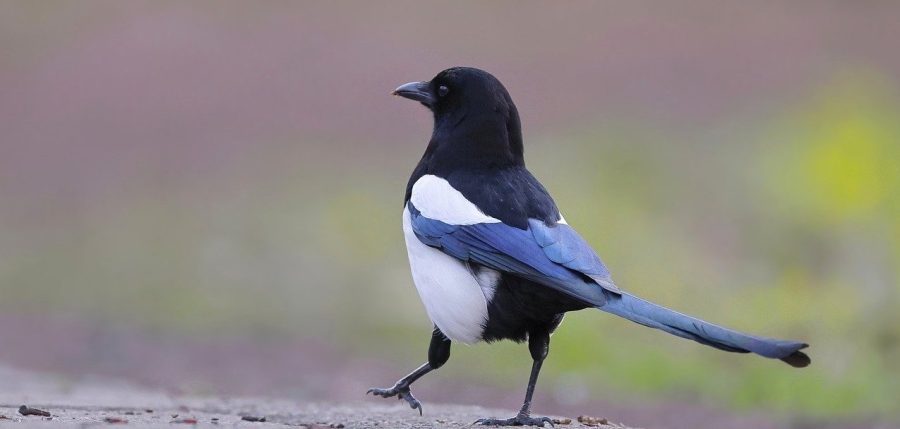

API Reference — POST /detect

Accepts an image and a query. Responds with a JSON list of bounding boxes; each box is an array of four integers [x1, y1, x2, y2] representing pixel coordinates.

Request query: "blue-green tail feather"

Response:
[[599, 292, 810, 367]]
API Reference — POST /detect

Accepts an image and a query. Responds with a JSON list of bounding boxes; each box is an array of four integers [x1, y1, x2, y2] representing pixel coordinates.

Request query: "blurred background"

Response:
[[1, 2, 898, 428]]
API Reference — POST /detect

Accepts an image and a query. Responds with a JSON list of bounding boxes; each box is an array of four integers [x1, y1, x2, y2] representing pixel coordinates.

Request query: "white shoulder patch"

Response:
[[410, 174, 500, 225]]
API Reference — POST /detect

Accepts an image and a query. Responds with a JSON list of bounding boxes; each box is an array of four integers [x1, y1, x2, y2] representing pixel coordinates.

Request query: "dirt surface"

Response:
[[0, 365, 633, 428], [0, 402, 630, 429]]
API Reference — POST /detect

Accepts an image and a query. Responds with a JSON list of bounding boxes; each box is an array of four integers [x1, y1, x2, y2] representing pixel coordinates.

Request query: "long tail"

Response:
[[598, 292, 810, 367]]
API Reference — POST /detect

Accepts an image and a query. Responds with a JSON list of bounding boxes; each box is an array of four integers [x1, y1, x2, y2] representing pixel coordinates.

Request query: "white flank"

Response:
[[402, 207, 489, 344], [474, 267, 501, 302], [410, 175, 500, 225]]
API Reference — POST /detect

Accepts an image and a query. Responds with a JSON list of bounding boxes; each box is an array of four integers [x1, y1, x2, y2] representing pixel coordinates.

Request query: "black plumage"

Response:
[[370, 67, 810, 426]]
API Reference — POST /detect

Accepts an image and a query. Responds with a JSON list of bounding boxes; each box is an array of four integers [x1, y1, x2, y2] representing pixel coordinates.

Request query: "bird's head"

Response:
[[393, 67, 524, 168], [392, 67, 511, 115]]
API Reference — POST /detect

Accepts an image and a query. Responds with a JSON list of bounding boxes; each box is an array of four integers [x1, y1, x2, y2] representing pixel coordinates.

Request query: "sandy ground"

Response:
[[0, 365, 632, 428]]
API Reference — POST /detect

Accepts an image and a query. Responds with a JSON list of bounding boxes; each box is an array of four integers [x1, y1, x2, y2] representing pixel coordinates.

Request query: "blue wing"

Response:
[[408, 203, 619, 307]]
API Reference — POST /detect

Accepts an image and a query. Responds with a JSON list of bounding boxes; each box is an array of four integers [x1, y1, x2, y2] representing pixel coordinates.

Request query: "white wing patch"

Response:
[[402, 207, 488, 344], [410, 175, 500, 225]]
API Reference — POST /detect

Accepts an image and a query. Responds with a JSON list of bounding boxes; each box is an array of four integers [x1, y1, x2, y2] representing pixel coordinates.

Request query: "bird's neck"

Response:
[[426, 111, 525, 174]]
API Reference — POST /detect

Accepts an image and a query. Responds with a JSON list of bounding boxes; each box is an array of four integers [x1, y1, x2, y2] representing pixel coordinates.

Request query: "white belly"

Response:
[[402, 207, 493, 344]]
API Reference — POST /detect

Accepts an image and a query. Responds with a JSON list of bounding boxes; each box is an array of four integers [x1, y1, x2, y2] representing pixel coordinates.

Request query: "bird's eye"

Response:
[[438, 85, 449, 97]]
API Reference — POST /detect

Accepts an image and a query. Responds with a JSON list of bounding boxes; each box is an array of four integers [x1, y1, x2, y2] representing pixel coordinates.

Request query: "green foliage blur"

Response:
[[1, 1, 898, 423]]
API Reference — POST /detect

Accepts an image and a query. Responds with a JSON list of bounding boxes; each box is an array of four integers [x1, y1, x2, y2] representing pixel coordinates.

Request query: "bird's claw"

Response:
[[367, 385, 423, 415], [474, 414, 554, 427]]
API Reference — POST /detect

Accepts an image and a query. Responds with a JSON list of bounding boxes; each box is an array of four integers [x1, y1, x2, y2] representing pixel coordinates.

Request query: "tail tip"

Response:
[[780, 343, 811, 368]]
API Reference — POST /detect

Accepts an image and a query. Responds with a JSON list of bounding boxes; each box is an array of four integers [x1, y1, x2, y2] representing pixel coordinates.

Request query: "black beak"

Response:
[[392, 81, 435, 107]]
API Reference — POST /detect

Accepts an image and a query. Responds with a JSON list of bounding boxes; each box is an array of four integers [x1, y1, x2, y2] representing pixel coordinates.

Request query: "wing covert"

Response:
[[528, 219, 619, 292], [408, 203, 618, 307]]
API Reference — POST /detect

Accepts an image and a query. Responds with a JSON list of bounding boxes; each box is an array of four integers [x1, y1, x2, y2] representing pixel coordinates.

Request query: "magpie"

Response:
[[368, 67, 810, 427]]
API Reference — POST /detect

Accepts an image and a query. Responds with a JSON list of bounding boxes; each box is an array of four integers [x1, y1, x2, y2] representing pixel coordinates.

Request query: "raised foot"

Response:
[[475, 414, 554, 427], [366, 384, 423, 415]]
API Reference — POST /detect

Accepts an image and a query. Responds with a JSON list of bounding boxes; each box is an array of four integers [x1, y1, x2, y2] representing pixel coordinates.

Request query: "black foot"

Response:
[[367, 384, 423, 415], [475, 414, 554, 427]]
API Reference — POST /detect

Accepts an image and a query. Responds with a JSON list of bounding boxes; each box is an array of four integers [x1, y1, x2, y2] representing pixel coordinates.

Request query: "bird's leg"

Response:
[[367, 328, 451, 415], [476, 327, 553, 427], [367, 362, 430, 414]]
